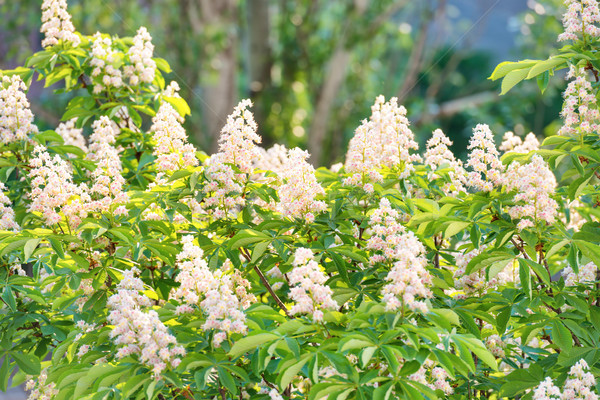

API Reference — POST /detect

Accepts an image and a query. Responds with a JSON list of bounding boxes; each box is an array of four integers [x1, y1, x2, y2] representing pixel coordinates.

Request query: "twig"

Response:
[[240, 247, 292, 318]]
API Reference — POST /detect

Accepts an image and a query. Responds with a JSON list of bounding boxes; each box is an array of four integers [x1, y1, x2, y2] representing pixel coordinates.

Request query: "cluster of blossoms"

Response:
[[532, 359, 598, 400], [40, 0, 80, 48], [0, 183, 19, 231], [343, 119, 385, 192], [344, 96, 421, 190], [0, 75, 38, 144], [499, 131, 540, 154], [482, 324, 507, 358], [87, 116, 128, 215], [367, 198, 433, 312], [254, 144, 289, 177], [150, 97, 198, 174], [276, 147, 327, 223], [170, 236, 255, 347], [559, 66, 600, 136], [558, 0, 600, 42], [28, 146, 89, 228], [465, 124, 504, 191], [107, 268, 185, 377], [124, 27, 156, 85], [504, 155, 558, 230], [90, 33, 124, 94], [424, 129, 467, 195], [217, 99, 262, 174], [201, 153, 245, 219], [202, 100, 261, 218], [56, 118, 87, 151], [288, 248, 338, 322], [369, 96, 421, 174], [25, 369, 58, 400], [562, 261, 598, 286], [450, 243, 519, 297], [408, 360, 453, 395]]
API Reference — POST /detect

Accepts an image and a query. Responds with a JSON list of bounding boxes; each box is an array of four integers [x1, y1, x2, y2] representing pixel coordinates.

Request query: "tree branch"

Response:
[[240, 247, 292, 318]]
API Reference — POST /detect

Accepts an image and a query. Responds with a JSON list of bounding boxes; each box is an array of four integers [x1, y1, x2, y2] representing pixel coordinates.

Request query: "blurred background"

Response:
[[1, 0, 565, 169]]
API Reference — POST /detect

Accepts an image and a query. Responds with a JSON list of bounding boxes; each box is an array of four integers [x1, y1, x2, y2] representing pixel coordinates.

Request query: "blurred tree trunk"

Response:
[[246, 0, 272, 142], [190, 0, 238, 153], [308, 0, 369, 165], [308, 48, 351, 165]]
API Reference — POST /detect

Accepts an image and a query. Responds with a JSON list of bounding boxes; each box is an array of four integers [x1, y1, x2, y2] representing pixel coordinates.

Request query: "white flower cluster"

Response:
[[558, 0, 600, 42], [107, 268, 185, 378], [28, 146, 89, 229], [40, 0, 80, 48], [408, 360, 453, 395], [344, 95, 421, 190], [25, 368, 58, 400], [124, 27, 156, 85], [0, 75, 38, 144], [533, 359, 598, 400], [0, 182, 19, 231], [56, 118, 87, 152], [151, 90, 198, 173], [87, 116, 129, 216], [424, 129, 467, 195], [559, 66, 600, 137], [218, 99, 262, 175], [562, 261, 598, 286], [499, 131, 540, 154], [288, 248, 338, 322], [276, 147, 327, 223], [170, 236, 255, 347], [202, 100, 261, 219], [367, 198, 433, 313], [505, 155, 558, 231], [90, 33, 124, 94], [465, 124, 504, 192], [254, 144, 289, 176]]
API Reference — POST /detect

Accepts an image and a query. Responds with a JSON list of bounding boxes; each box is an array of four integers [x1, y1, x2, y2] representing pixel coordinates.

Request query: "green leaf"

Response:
[[217, 366, 238, 395], [500, 369, 540, 397], [340, 338, 374, 352], [496, 307, 511, 335], [24, 238, 41, 260], [11, 352, 40, 375], [452, 335, 498, 371], [489, 60, 536, 81], [163, 96, 191, 117], [500, 67, 531, 95], [518, 258, 550, 286], [373, 381, 394, 400], [251, 241, 270, 264], [229, 230, 270, 250], [465, 250, 514, 275], [575, 241, 600, 267], [2, 287, 16, 311], [121, 374, 149, 398], [444, 221, 470, 238], [154, 58, 172, 73], [551, 319, 573, 351], [229, 332, 280, 358], [519, 260, 532, 299], [48, 237, 66, 258], [537, 70, 550, 94], [0, 356, 11, 392], [279, 356, 309, 390], [526, 57, 566, 79]]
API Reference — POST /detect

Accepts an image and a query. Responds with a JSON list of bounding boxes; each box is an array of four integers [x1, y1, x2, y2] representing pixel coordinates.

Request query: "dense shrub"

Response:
[[3, 1, 600, 399]]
